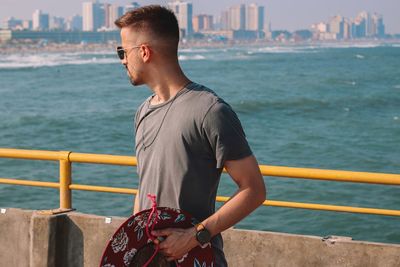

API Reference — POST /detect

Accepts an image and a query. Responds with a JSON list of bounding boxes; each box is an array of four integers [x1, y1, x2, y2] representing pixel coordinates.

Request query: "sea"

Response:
[[0, 42, 399, 245]]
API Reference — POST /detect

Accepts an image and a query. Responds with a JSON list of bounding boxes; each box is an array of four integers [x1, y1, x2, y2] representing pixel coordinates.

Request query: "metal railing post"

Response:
[[59, 152, 72, 209]]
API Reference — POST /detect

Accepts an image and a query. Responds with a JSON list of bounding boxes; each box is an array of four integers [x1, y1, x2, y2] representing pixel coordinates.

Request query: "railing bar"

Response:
[[2, 178, 399, 217], [263, 200, 400, 217], [259, 165, 400, 185], [69, 153, 137, 166], [0, 178, 59, 188], [69, 184, 138, 194], [1, 148, 400, 185]]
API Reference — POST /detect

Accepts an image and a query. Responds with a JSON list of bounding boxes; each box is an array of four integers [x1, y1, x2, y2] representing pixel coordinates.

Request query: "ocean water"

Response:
[[1, 43, 399, 244]]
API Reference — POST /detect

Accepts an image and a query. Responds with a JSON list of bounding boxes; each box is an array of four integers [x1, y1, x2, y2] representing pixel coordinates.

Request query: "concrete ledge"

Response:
[[0, 208, 32, 266], [1, 208, 399, 267], [222, 229, 400, 267]]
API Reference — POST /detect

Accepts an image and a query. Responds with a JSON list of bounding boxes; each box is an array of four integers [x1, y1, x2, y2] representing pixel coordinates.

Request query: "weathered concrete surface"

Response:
[[0, 208, 32, 266], [222, 230, 400, 267], [59, 212, 125, 267], [1, 208, 400, 267]]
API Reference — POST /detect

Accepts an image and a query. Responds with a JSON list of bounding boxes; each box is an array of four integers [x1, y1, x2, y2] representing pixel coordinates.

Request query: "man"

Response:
[[115, 5, 266, 266]]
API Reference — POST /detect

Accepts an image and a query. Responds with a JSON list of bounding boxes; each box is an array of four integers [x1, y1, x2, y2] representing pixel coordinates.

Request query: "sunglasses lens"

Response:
[[116, 47, 125, 59]]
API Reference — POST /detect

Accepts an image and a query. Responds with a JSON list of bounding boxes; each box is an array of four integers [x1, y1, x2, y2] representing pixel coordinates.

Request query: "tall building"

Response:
[[329, 15, 344, 39], [66, 15, 83, 31], [193, 15, 213, 32], [351, 17, 366, 38], [4, 17, 23, 30], [219, 11, 230, 30], [50, 16, 65, 30], [343, 19, 351, 39], [357, 11, 374, 37], [82, 1, 103, 31], [168, 1, 193, 37], [229, 4, 246, 30], [108, 4, 124, 30], [22, 20, 32, 30], [103, 3, 111, 29], [246, 4, 264, 31], [372, 13, 385, 37], [32, 9, 49, 31]]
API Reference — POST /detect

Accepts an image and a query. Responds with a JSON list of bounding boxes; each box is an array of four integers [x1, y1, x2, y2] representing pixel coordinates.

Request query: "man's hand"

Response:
[[152, 227, 199, 261]]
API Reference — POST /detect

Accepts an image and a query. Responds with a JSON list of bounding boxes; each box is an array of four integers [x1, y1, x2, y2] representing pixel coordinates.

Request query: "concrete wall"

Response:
[[1, 208, 399, 267]]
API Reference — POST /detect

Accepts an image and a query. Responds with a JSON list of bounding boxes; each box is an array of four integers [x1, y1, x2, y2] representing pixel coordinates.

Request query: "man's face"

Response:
[[120, 27, 145, 86]]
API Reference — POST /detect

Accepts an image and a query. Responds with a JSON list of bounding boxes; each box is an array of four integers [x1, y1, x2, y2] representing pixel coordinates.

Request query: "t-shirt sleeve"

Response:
[[202, 100, 253, 168]]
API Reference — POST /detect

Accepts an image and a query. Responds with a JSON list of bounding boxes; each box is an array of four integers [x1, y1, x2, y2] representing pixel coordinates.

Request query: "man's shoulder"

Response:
[[184, 82, 225, 110]]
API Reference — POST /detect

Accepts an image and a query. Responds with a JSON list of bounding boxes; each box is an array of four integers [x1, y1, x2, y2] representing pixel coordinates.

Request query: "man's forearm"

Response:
[[201, 184, 265, 237], [133, 191, 140, 214]]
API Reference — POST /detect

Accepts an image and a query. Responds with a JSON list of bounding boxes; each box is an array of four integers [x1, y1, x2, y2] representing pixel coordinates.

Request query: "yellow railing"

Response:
[[0, 148, 399, 216]]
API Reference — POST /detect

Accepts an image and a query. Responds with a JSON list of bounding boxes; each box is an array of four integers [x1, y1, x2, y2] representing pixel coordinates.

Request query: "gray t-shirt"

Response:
[[134, 82, 252, 266]]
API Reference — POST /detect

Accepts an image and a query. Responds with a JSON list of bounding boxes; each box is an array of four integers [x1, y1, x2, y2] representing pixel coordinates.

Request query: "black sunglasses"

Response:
[[116, 45, 141, 60]]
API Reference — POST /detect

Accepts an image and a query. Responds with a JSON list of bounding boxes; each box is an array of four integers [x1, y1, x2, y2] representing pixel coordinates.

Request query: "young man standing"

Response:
[[115, 5, 266, 266]]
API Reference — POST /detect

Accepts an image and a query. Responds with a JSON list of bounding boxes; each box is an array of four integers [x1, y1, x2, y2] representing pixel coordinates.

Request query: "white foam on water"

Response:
[[179, 48, 214, 53], [0, 53, 118, 69], [178, 54, 206, 61], [253, 46, 307, 54], [393, 85, 400, 89], [344, 80, 357, 86], [355, 54, 365, 59], [318, 42, 382, 49]]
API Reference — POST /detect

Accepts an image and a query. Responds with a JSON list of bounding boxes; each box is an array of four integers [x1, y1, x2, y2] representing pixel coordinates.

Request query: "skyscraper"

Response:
[[329, 15, 344, 39], [372, 13, 385, 37], [66, 15, 83, 31], [168, 0, 193, 37], [50, 16, 65, 30], [32, 9, 49, 31], [219, 10, 230, 30], [108, 4, 124, 30], [246, 4, 264, 31], [229, 4, 246, 30], [82, 1, 103, 31], [193, 15, 213, 32]]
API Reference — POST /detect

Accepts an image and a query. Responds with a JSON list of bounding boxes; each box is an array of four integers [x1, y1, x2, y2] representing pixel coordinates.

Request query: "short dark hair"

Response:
[[115, 5, 179, 44]]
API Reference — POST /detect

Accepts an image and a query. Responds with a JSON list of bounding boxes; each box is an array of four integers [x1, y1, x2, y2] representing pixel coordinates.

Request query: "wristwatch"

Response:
[[195, 223, 211, 245]]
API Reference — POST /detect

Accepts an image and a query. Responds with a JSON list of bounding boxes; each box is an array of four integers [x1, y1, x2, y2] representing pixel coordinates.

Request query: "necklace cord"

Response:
[[141, 82, 192, 151]]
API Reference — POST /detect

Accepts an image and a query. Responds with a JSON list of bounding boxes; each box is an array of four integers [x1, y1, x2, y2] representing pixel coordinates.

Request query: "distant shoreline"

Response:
[[1, 39, 399, 55]]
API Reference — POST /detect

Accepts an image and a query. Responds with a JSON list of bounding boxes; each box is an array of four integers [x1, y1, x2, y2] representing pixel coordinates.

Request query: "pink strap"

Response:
[[143, 194, 160, 267], [142, 194, 181, 267]]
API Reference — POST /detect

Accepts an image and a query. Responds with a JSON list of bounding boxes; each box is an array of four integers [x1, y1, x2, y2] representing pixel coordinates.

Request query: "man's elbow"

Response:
[[257, 184, 267, 206], [254, 175, 267, 206]]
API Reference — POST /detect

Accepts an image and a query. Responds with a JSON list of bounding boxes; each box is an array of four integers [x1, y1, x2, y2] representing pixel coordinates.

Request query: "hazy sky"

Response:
[[1, 0, 399, 33]]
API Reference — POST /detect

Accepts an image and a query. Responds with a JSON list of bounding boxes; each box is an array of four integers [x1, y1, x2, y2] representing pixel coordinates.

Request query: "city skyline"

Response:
[[0, 0, 399, 33]]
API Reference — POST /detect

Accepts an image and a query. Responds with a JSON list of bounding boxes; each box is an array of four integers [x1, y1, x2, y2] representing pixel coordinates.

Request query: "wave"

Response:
[[178, 54, 206, 61], [0, 53, 119, 69], [250, 46, 315, 54]]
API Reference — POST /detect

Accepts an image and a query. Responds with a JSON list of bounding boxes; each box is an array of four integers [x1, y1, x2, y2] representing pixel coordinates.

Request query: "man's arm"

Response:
[[133, 191, 140, 215], [152, 155, 266, 261]]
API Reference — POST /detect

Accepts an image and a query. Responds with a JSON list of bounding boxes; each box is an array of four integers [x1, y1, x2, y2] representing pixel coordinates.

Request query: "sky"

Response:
[[0, 0, 399, 33]]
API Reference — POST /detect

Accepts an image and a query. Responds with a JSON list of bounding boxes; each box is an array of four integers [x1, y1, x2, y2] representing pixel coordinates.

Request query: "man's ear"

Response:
[[140, 44, 151, 62]]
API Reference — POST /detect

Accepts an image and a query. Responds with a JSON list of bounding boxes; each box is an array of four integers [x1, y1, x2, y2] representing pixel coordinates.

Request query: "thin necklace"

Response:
[[141, 82, 191, 151]]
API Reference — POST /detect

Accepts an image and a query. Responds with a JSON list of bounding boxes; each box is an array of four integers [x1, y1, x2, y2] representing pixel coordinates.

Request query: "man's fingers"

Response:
[[152, 228, 172, 237], [166, 256, 175, 262]]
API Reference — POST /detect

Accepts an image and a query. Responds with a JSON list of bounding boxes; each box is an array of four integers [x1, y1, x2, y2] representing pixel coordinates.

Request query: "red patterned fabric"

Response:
[[100, 207, 214, 267]]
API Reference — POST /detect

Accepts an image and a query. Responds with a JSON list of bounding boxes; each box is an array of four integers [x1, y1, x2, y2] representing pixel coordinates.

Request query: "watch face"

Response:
[[197, 229, 211, 245]]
